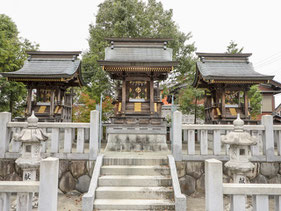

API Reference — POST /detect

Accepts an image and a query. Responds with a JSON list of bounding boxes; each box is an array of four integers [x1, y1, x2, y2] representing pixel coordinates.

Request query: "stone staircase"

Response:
[[93, 156, 175, 210]]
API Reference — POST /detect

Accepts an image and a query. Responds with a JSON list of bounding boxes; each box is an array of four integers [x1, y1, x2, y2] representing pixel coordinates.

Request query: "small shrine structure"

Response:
[[99, 38, 178, 152], [193, 53, 274, 124], [2, 51, 84, 122], [98, 38, 178, 125]]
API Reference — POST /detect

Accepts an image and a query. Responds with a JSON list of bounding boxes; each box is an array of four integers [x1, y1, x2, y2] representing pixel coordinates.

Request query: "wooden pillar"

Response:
[[27, 88, 32, 115], [57, 89, 61, 104], [50, 90, 55, 116], [221, 89, 226, 118], [150, 78, 154, 114], [122, 79, 126, 114], [244, 88, 248, 118]]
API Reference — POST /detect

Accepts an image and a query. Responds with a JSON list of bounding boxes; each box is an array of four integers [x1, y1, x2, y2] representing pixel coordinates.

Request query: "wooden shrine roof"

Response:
[[98, 38, 178, 76], [2, 51, 84, 86], [193, 52, 274, 87]]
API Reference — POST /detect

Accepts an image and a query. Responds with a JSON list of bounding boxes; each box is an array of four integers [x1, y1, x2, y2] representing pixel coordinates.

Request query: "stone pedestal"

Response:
[[105, 124, 168, 152]]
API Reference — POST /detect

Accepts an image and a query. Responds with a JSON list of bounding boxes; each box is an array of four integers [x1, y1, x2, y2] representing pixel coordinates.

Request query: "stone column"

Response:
[[89, 110, 99, 160], [38, 157, 59, 211], [173, 111, 182, 161], [205, 159, 223, 211], [0, 112, 11, 158]]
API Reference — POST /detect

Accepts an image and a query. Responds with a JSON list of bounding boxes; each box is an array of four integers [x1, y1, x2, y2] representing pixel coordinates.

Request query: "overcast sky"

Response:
[[2, 0, 281, 106]]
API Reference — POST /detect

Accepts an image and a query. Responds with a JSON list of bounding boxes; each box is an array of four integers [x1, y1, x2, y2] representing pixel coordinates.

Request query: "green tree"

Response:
[[0, 14, 38, 117], [226, 40, 244, 54], [248, 85, 262, 119], [177, 85, 204, 124], [83, 0, 196, 107]]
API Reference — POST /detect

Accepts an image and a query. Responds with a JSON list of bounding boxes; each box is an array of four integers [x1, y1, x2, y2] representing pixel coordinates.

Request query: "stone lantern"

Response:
[[14, 111, 48, 181], [221, 114, 257, 183]]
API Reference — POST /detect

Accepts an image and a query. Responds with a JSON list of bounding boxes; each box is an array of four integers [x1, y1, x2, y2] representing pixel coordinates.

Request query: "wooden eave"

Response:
[[5, 63, 84, 87], [98, 61, 178, 67], [99, 61, 177, 74], [104, 38, 173, 43]]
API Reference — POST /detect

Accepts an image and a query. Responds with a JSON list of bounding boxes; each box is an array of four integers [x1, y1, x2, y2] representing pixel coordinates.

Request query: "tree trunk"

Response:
[[9, 92, 13, 115], [194, 96, 197, 124]]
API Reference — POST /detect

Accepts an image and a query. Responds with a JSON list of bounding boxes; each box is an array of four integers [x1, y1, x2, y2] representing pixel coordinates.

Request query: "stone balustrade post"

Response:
[[0, 112, 11, 158], [261, 115, 274, 161], [89, 110, 99, 160], [173, 111, 182, 161], [38, 157, 59, 211], [205, 159, 223, 211]]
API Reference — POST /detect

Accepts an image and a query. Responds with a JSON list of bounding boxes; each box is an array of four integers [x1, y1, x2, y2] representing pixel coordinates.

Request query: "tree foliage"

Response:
[[248, 85, 262, 119], [80, 0, 197, 121], [0, 14, 39, 117], [177, 85, 204, 123], [226, 40, 244, 54]]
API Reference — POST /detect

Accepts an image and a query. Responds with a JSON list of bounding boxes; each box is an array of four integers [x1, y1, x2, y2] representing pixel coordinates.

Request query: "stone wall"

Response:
[[176, 161, 281, 196], [0, 159, 95, 194]]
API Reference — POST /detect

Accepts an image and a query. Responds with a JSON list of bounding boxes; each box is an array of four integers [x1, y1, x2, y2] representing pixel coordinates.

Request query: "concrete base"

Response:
[[105, 134, 168, 152]]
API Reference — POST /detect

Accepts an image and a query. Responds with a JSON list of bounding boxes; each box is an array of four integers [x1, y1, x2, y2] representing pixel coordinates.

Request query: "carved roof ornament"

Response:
[[221, 113, 257, 146], [13, 111, 48, 143]]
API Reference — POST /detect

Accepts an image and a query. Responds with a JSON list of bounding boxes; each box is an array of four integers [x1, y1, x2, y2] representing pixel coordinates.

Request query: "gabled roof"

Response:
[[2, 51, 84, 86], [98, 38, 178, 69], [193, 53, 274, 87]]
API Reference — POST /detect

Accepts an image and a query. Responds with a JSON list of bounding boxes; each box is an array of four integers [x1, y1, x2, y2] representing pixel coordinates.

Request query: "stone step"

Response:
[[100, 165, 170, 176], [93, 199, 175, 210], [103, 156, 168, 166], [95, 186, 174, 200], [98, 175, 172, 187]]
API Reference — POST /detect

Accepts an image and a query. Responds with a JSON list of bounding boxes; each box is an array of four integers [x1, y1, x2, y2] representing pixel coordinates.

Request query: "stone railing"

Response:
[[0, 110, 99, 161], [205, 159, 281, 211], [172, 111, 281, 162], [0, 157, 58, 211]]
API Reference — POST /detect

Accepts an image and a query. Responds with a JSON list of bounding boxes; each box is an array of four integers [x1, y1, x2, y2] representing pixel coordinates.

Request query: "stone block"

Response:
[[86, 161, 95, 177], [196, 174, 205, 193], [186, 162, 204, 179], [260, 163, 279, 178], [59, 171, 76, 193], [76, 175, 91, 193], [0, 160, 15, 177], [268, 174, 281, 184], [179, 175, 196, 195], [223, 174, 232, 183], [5, 172, 22, 181], [176, 162, 186, 178], [246, 163, 259, 180], [251, 174, 267, 184], [15, 163, 23, 176], [70, 161, 86, 178], [59, 160, 70, 179]]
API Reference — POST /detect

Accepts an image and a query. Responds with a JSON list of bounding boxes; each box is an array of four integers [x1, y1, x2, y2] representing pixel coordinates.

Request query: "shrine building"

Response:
[[2, 51, 84, 122], [193, 53, 274, 124]]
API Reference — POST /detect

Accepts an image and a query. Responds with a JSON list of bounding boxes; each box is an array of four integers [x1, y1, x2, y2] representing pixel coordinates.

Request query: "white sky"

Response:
[[2, 0, 281, 106]]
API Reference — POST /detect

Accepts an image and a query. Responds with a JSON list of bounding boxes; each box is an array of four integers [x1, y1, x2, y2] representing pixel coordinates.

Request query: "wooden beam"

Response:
[[244, 89, 249, 118], [50, 90, 55, 116], [150, 78, 154, 114], [122, 79, 126, 113], [221, 89, 226, 118]]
